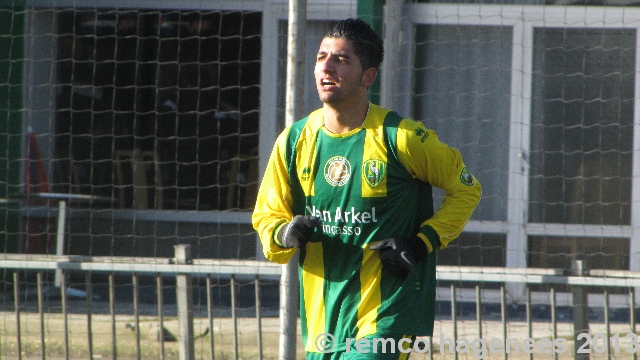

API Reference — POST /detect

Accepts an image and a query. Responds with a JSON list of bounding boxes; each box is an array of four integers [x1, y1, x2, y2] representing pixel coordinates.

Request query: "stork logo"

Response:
[[324, 156, 351, 187], [363, 159, 386, 188]]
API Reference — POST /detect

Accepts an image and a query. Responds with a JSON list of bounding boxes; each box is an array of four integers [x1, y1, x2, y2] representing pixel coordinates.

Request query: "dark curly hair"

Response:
[[324, 18, 384, 71]]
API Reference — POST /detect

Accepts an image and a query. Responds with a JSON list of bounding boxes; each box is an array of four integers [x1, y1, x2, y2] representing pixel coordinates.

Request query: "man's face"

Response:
[[314, 37, 366, 105]]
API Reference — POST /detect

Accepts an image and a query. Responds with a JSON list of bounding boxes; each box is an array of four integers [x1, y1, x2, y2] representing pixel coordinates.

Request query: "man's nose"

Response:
[[317, 58, 334, 72]]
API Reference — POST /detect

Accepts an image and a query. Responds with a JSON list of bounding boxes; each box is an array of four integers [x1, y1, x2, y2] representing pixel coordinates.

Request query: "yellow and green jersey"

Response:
[[253, 103, 481, 353]]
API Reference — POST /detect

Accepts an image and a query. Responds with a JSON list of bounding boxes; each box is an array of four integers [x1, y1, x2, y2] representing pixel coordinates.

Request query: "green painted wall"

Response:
[[357, 0, 384, 104], [0, 4, 25, 255]]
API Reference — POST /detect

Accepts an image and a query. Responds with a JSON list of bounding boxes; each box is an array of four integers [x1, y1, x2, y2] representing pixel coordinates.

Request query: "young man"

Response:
[[253, 18, 481, 358]]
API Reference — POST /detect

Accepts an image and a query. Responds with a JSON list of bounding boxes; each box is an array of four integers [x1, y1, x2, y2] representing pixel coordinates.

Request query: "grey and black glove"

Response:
[[370, 236, 428, 279], [276, 215, 322, 248]]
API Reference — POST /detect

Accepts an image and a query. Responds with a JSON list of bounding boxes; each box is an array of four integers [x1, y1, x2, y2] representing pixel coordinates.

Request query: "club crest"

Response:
[[363, 159, 386, 188], [460, 167, 475, 186], [324, 156, 351, 187]]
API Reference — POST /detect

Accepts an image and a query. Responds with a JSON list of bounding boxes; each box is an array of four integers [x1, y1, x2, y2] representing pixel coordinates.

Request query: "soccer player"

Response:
[[253, 18, 481, 359]]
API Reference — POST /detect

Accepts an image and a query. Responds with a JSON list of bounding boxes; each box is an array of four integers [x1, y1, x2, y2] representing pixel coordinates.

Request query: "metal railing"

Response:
[[1, 249, 640, 359], [0, 246, 281, 360]]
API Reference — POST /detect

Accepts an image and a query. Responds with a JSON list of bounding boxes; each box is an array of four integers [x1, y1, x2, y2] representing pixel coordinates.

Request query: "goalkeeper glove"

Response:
[[370, 236, 428, 279], [276, 215, 322, 248]]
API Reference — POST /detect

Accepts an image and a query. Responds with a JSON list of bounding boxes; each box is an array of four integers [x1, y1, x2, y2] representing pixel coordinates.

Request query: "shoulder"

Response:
[[276, 109, 324, 145], [391, 117, 445, 164], [273, 109, 325, 165], [367, 104, 433, 137], [288, 108, 324, 141], [398, 118, 436, 144], [368, 105, 437, 148]]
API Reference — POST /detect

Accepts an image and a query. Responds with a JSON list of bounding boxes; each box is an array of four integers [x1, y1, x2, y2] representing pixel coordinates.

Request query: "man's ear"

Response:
[[361, 67, 377, 87]]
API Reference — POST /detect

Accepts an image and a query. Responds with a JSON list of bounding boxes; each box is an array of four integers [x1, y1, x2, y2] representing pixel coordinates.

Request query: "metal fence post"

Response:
[[13, 272, 22, 360], [279, 261, 299, 360], [451, 285, 458, 360], [281, 0, 307, 352], [571, 259, 589, 360], [631, 289, 637, 360], [175, 244, 195, 360]]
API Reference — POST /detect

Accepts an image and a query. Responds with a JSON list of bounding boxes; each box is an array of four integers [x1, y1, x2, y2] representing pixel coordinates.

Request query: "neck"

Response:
[[323, 100, 370, 134]]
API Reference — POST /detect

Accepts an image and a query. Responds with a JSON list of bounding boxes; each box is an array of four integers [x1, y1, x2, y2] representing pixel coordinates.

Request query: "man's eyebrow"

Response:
[[316, 50, 351, 58]]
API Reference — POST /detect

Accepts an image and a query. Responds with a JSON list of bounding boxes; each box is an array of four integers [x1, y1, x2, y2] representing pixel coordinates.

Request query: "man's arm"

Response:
[[396, 119, 482, 252], [252, 128, 298, 264]]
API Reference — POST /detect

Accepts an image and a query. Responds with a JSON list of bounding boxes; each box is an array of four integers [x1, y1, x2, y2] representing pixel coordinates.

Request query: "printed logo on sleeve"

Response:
[[301, 166, 312, 181], [460, 167, 475, 186], [415, 126, 428, 143]]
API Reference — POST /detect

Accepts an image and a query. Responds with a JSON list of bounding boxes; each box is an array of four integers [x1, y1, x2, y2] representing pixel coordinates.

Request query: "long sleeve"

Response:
[[396, 119, 482, 251], [252, 127, 298, 264]]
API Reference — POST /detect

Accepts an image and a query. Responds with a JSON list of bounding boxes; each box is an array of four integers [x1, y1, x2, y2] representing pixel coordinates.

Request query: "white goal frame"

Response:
[[382, 3, 640, 302]]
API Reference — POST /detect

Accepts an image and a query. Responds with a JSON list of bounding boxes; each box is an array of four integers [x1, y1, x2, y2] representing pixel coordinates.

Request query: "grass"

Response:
[[0, 310, 638, 359], [0, 311, 305, 359]]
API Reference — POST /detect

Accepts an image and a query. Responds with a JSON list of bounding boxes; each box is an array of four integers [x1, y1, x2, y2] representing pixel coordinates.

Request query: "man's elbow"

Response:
[[263, 246, 296, 264], [474, 182, 482, 204]]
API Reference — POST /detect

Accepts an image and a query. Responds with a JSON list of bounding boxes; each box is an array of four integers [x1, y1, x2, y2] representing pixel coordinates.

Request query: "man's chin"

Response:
[[318, 95, 341, 105]]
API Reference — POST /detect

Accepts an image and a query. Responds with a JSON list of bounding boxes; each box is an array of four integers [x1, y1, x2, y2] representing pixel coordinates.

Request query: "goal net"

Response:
[[1, 1, 639, 358]]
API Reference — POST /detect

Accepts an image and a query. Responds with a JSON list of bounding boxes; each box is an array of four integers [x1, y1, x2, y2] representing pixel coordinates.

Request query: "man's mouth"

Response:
[[321, 79, 337, 86]]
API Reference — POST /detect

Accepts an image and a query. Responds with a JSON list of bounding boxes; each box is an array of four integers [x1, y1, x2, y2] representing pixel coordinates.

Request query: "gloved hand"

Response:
[[370, 236, 428, 278], [276, 215, 322, 248]]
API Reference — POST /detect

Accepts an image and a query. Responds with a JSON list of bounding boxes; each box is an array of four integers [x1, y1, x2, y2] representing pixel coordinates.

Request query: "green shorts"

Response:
[[306, 333, 419, 360]]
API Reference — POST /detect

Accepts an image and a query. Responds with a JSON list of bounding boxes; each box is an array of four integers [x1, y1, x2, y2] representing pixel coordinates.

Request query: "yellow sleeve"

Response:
[[252, 127, 298, 264], [396, 119, 482, 251]]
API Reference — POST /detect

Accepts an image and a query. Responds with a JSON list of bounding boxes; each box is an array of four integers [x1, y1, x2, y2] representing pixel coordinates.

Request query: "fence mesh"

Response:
[[2, 0, 640, 358]]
